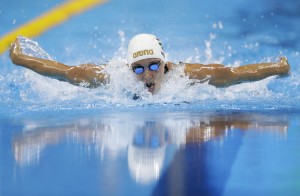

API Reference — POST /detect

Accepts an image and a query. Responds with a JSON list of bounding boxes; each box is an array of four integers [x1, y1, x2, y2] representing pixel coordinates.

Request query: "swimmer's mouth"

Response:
[[146, 82, 155, 92], [146, 82, 155, 88]]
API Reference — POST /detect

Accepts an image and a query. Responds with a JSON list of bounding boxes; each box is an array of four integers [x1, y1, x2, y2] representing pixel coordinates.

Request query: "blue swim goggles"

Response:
[[132, 62, 160, 75]]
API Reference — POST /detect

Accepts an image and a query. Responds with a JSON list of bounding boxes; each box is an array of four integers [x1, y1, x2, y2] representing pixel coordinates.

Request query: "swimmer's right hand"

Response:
[[9, 38, 23, 64]]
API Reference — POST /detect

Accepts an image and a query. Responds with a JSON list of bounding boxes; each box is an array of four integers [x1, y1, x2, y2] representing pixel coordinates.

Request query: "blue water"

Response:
[[1, 0, 300, 195], [1, 111, 300, 195]]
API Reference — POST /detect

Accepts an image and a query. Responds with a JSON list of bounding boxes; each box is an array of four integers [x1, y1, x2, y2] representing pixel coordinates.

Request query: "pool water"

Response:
[[1, 0, 300, 195], [1, 111, 300, 195]]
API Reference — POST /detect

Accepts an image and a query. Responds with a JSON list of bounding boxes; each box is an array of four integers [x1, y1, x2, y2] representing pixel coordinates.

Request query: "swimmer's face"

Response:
[[131, 58, 165, 94]]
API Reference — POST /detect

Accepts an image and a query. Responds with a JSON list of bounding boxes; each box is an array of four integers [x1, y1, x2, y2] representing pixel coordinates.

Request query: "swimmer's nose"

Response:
[[143, 70, 153, 79]]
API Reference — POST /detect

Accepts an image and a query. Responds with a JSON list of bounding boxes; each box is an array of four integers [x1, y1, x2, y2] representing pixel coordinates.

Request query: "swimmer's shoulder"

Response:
[[165, 61, 185, 73]]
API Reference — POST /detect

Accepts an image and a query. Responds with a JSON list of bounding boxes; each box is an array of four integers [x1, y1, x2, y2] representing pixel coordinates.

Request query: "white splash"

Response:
[[18, 36, 53, 60]]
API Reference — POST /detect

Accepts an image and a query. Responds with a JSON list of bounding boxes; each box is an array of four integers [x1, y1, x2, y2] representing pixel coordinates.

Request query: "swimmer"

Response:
[[10, 34, 290, 94]]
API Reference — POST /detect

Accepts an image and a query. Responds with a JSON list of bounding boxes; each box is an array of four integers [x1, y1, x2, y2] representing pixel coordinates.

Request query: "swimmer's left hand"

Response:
[[279, 56, 288, 65], [277, 56, 291, 77]]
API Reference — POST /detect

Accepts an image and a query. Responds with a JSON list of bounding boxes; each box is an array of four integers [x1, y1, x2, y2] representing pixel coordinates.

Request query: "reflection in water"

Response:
[[128, 122, 167, 184], [12, 113, 288, 185]]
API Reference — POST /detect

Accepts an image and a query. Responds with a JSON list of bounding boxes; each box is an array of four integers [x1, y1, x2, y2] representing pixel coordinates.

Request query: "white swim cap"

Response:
[[127, 34, 165, 65]]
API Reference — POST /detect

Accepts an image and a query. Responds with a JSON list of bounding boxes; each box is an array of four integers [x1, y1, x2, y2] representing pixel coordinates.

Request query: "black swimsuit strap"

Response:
[[164, 64, 169, 74]]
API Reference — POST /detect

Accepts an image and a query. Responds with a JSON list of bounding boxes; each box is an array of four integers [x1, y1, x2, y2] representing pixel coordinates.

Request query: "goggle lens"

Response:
[[149, 63, 159, 71], [134, 67, 144, 74]]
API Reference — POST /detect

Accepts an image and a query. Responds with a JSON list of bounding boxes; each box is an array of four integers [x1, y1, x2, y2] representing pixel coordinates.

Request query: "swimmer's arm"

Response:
[[10, 38, 107, 88], [183, 58, 290, 87]]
